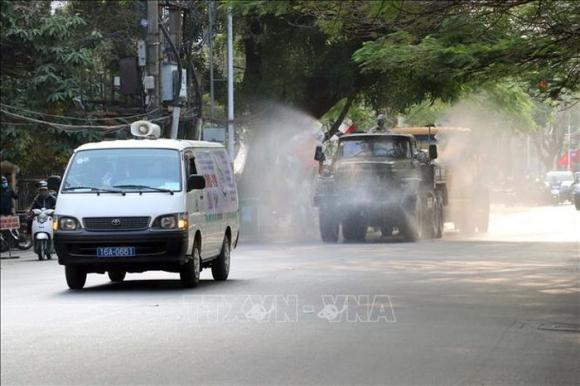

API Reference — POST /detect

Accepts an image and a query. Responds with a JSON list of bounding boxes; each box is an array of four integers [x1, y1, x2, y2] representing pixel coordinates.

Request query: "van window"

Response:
[[62, 148, 182, 192], [187, 156, 197, 175]]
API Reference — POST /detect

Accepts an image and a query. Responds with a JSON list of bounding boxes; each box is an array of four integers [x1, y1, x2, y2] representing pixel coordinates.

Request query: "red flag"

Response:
[[558, 149, 580, 167]]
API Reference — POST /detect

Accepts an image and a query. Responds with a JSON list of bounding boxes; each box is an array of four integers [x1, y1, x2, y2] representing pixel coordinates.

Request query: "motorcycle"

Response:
[[574, 182, 580, 211], [31, 208, 55, 260], [549, 183, 561, 205], [0, 227, 32, 253]]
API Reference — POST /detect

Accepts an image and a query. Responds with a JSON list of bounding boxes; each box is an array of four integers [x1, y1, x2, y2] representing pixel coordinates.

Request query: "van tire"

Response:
[[212, 235, 231, 281], [108, 271, 126, 282], [180, 245, 201, 288], [65, 266, 87, 290]]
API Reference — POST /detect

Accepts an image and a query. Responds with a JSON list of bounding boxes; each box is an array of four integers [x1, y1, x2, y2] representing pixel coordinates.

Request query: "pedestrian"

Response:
[[1, 176, 18, 216]]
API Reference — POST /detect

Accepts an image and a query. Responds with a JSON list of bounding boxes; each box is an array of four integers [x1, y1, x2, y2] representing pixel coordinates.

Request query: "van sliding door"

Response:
[[185, 151, 210, 258], [192, 150, 221, 257]]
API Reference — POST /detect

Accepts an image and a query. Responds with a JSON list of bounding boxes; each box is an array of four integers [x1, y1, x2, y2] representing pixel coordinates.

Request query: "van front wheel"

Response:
[[65, 266, 86, 290], [108, 271, 126, 282], [212, 235, 230, 281], [180, 245, 201, 288]]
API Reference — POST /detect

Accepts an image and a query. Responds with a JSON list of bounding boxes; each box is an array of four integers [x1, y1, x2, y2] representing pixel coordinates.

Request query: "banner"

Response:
[[0, 216, 20, 231]]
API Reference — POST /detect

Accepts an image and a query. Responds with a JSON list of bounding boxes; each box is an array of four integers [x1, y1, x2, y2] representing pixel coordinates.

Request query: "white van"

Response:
[[50, 121, 239, 290]]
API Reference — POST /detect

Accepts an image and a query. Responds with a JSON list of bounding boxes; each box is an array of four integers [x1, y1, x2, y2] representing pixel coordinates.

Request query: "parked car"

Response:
[[544, 171, 574, 205], [573, 172, 580, 211]]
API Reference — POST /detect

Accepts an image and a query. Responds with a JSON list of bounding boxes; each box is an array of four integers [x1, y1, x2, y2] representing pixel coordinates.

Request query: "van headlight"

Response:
[[59, 216, 80, 231], [153, 213, 188, 230]]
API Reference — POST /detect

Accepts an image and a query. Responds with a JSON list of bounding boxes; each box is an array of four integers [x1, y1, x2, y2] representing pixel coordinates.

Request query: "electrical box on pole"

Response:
[[161, 63, 187, 102], [137, 40, 146, 67]]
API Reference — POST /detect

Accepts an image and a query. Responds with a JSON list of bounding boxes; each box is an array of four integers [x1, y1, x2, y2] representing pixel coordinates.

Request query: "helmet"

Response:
[[37, 180, 48, 190], [377, 114, 385, 126]]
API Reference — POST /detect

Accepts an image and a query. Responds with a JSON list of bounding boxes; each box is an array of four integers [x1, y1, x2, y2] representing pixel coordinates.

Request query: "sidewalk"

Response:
[[0, 249, 55, 266]]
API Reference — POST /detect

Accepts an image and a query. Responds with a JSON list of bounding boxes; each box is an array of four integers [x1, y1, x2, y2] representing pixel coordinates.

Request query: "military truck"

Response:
[[392, 127, 490, 233], [313, 133, 445, 242]]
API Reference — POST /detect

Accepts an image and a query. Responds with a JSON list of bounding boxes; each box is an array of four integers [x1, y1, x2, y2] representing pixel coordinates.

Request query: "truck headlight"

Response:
[[154, 213, 187, 230], [59, 216, 80, 231]]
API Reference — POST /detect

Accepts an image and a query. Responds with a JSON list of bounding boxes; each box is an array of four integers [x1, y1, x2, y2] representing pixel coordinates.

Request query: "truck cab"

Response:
[[313, 133, 444, 242]]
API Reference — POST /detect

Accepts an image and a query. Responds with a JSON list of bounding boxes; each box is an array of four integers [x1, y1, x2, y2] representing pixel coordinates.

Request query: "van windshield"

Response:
[[62, 148, 182, 193]]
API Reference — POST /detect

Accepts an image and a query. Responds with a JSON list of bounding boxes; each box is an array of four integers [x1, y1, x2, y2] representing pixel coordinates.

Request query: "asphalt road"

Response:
[[1, 205, 579, 385]]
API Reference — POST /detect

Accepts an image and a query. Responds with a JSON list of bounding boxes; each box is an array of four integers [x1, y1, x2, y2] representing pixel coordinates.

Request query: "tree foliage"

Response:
[[0, 0, 105, 175], [232, 0, 579, 122]]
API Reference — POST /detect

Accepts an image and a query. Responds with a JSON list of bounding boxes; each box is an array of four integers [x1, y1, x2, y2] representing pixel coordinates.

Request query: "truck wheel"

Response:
[[212, 235, 230, 281], [319, 207, 339, 243], [401, 196, 423, 242], [423, 193, 438, 239], [476, 189, 490, 233], [342, 214, 367, 242], [435, 200, 444, 239], [381, 225, 394, 237], [477, 211, 489, 233], [457, 215, 476, 234], [65, 266, 87, 290], [108, 271, 126, 282], [180, 244, 201, 288]]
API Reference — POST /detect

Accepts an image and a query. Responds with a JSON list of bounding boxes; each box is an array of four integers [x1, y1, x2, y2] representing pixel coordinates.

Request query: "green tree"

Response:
[[0, 0, 108, 175], [231, 0, 579, 139]]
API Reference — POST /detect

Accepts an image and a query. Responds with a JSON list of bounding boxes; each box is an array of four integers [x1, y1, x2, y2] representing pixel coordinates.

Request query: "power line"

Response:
[[0, 103, 159, 123], [0, 109, 170, 132]]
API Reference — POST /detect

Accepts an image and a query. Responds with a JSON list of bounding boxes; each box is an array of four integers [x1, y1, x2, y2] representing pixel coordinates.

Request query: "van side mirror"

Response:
[[314, 145, 326, 162], [47, 175, 61, 192], [429, 144, 438, 160], [187, 175, 206, 191]]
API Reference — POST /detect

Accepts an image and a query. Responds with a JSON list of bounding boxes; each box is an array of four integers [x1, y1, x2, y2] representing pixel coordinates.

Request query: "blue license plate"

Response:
[[97, 247, 136, 257]]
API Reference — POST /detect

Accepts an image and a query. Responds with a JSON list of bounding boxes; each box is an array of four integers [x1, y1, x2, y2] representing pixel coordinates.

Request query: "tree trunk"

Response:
[[324, 94, 355, 141]]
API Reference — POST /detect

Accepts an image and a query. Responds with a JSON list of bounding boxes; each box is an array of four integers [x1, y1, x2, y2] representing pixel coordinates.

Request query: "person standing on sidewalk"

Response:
[[1, 176, 18, 216]]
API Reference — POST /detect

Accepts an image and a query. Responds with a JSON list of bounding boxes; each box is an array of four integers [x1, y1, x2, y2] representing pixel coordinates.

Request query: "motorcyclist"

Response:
[[30, 181, 57, 211], [1, 176, 18, 216], [28, 181, 56, 233]]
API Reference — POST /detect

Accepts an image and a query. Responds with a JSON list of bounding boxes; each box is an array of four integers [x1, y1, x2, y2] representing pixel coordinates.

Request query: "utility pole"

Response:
[[227, 8, 235, 161], [568, 109, 572, 171], [208, 0, 215, 120], [146, 0, 160, 115], [167, 4, 183, 140]]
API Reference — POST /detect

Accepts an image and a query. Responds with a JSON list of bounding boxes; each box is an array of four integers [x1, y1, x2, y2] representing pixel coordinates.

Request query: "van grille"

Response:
[[83, 217, 150, 231]]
